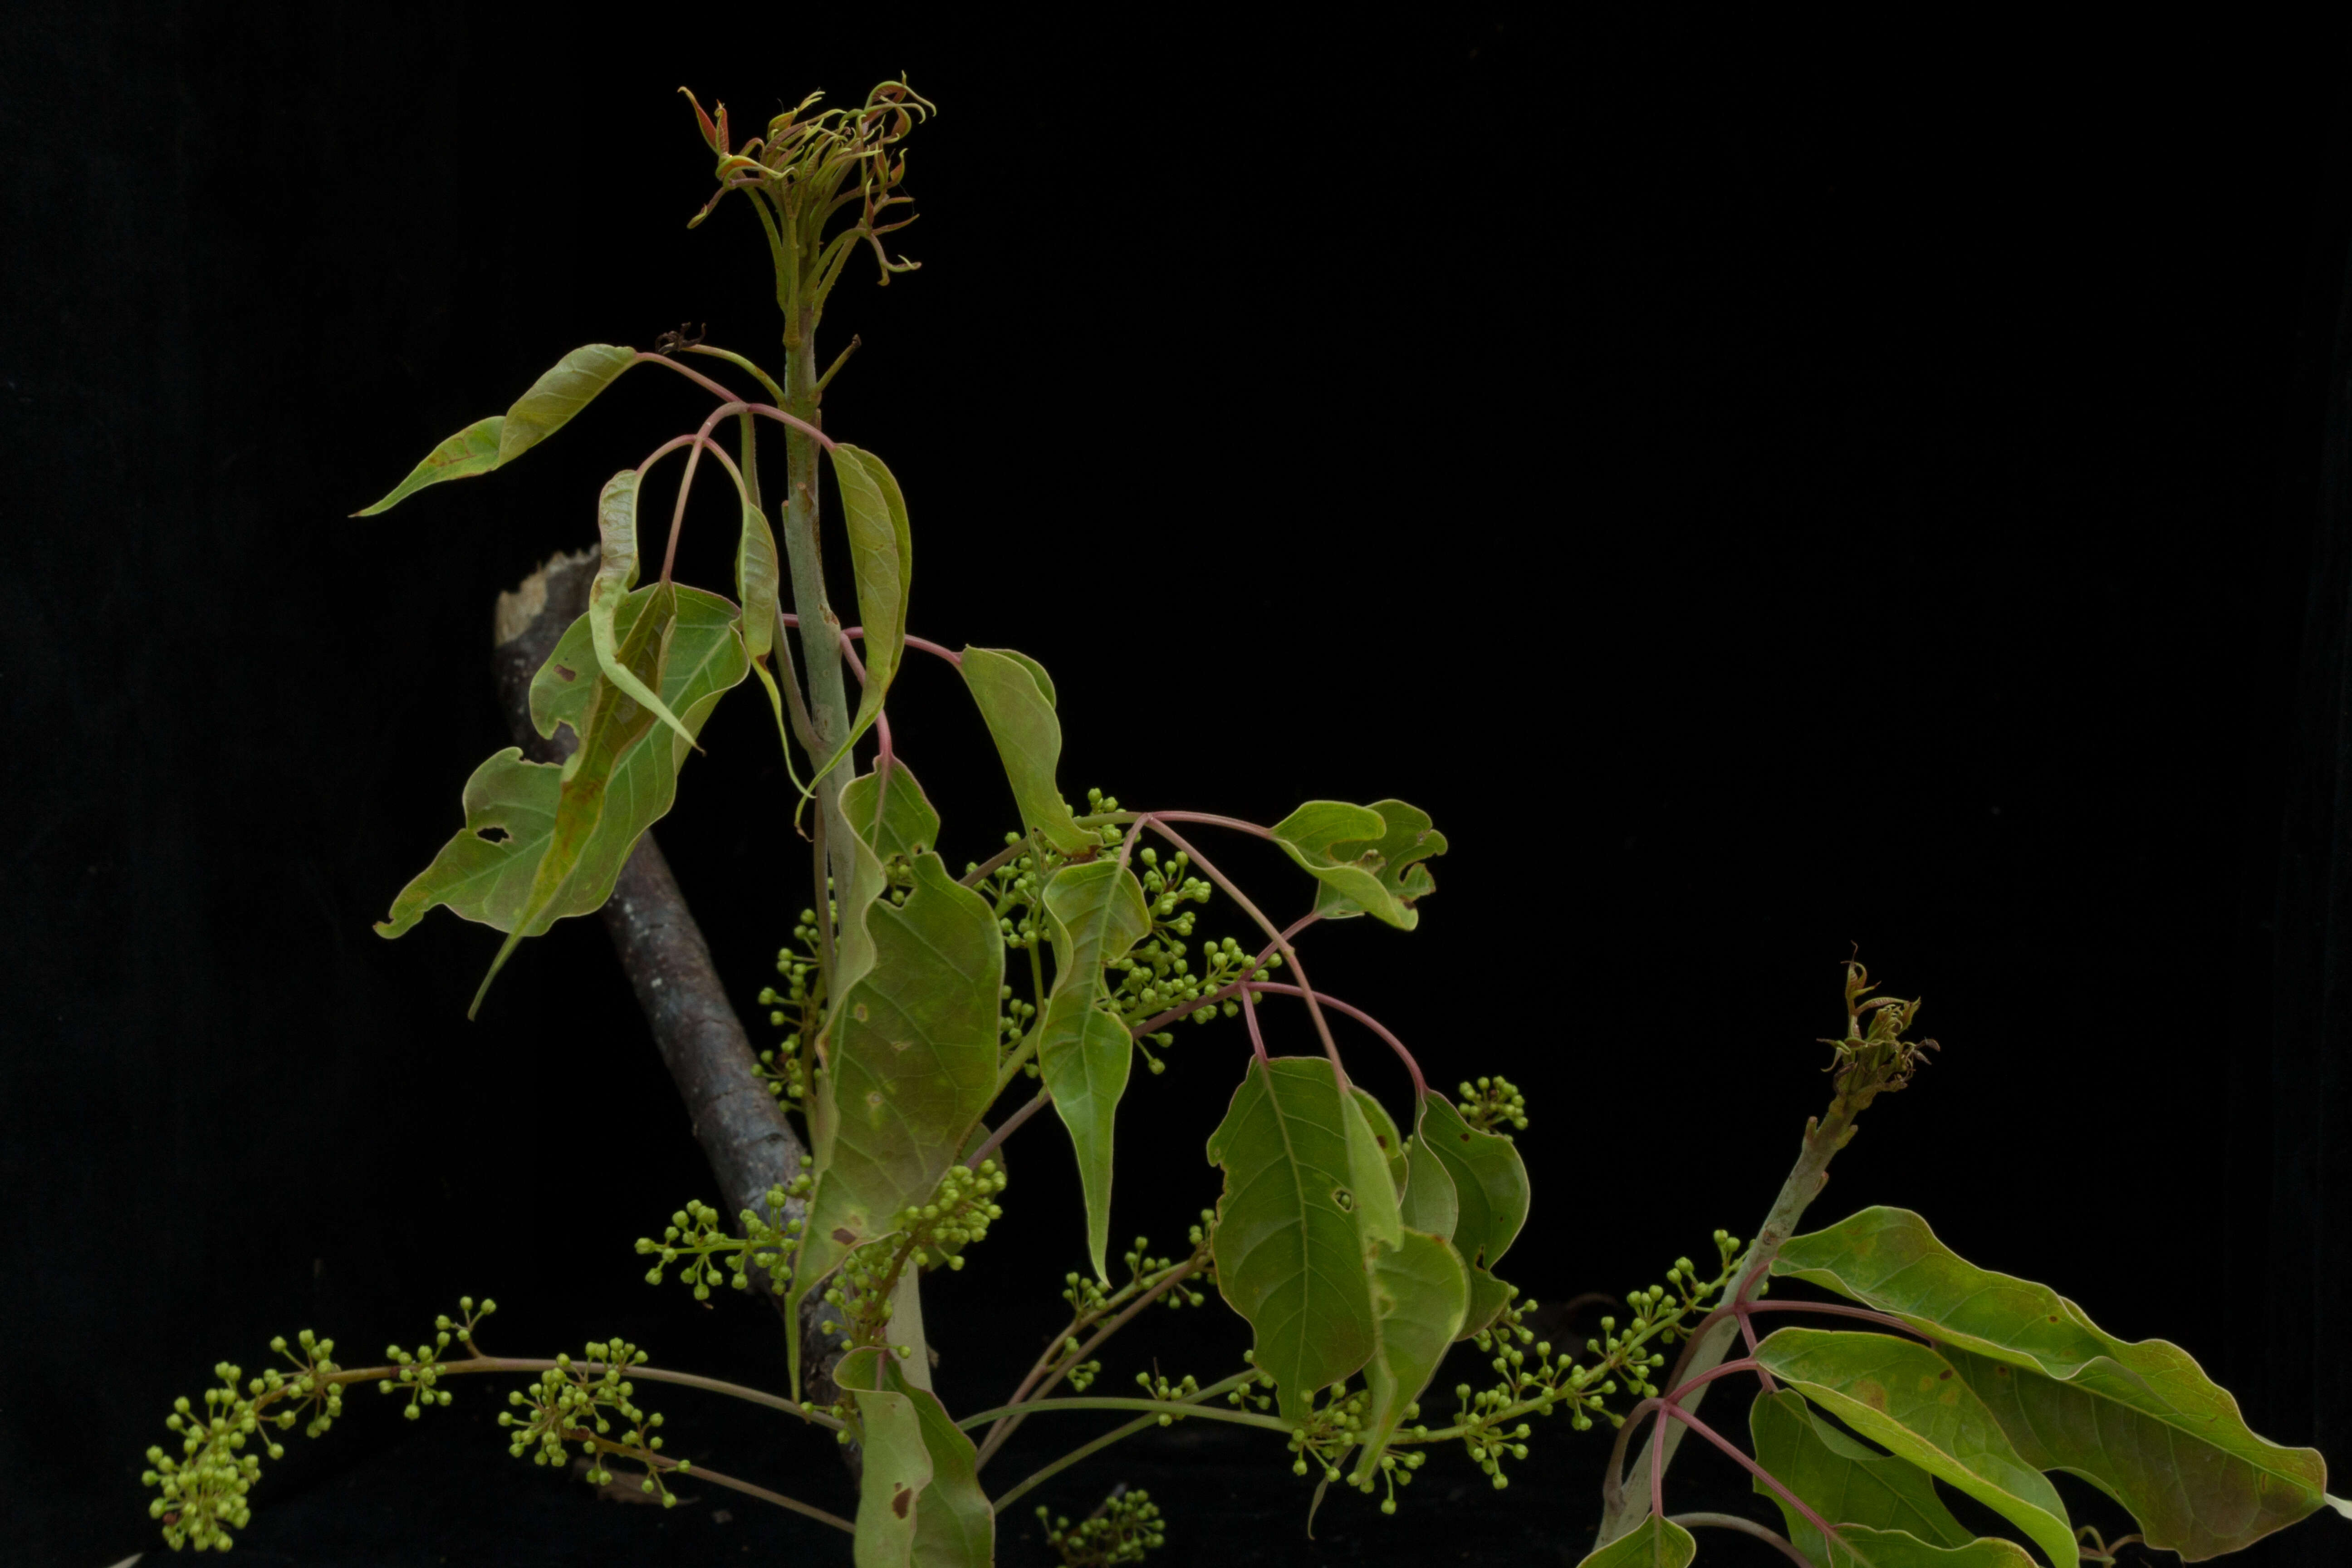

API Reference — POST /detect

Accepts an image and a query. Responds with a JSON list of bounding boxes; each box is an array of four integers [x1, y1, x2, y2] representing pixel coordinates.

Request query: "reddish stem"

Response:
[[1239, 988, 1271, 1064], [966, 1090, 1048, 1169], [784, 617, 963, 670], [1660, 1401, 1847, 1555], [1241, 981, 1428, 1099], [634, 353, 837, 449]]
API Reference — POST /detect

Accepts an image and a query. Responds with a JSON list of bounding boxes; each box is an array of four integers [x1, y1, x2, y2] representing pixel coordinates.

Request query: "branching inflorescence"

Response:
[[142, 74, 2344, 1568]]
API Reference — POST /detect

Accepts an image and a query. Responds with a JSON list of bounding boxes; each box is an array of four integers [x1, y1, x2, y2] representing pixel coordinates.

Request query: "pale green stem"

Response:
[[985, 1372, 1261, 1514]]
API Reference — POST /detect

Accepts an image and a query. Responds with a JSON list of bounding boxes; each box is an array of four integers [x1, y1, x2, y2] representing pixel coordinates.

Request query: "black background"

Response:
[[7, 6, 2352, 1566]]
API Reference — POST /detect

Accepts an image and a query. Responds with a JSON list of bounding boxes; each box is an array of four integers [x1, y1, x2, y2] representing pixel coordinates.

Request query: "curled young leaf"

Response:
[[958, 646, 1091, 853], [1774, 1206, 2335, 1560], [588, 470, 698, 752], [807, 443, 912, 782], [1752, 1328, 2078, 1568], [1269, 799, 1445, 930], [836, 1345, 993, 1568], [1036, 859, 1153, 1281]]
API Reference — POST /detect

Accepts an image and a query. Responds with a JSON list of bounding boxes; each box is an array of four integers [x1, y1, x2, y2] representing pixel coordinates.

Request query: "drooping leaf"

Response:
[[1415, 1094, 1529, 1337], [377, 585, 746, 945], [1397, 1136, 1460, 1239], [1269, 800, 1444, 931], [1205, 1056, 1382, 1421], [1753, 1328, 2077, 1568], [1036, 859, 1152, 1281], [836, 1345, 994, 1568], [791, 853, 1002, 1313], [957, 647, 1091, 853], [351, 344, 639, 515], [587, 470, 698, 751], [1348, 1226, 1470, 1486], [1570, 1514, 1696, 1568], [496, 343, 639, 462], [808, 443, 912, 783], [842, 762, 943, 864], [736, 492, 781, 666], [1350, 1088, 1409, 1198], [1342, 1085, 1404, 1257], [1749, 1387, 1973, 1565], [1774, 1206, 2333, 1559], [352, 416, 504, 515]]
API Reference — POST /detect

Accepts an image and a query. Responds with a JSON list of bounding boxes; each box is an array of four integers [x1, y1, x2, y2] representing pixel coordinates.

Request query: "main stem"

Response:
[[778, 313, 860, 940]]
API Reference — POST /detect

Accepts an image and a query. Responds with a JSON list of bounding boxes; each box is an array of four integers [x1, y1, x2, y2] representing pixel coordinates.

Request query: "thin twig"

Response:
[[1667, 1513, 1815, 1568]]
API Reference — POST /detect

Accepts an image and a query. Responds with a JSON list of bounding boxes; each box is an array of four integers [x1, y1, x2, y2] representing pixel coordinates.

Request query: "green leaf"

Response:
[[836, 1345, 994, 1568], [736, 491, 781, 666], [1753, 1328, 2077, 1568], [1348, 1226, 1470, 1486], [352, 416, 504, 515], [808, 444, 913, 783], [1774, 1206, 2334, 1559], [1397, 1135, 1460, 1239], [1749, 1387, 1972, 1564], [1036, 859, 1153, 1280], [497, 343, 639, 462], [792, 853, 1003, 1311], [1205, 1056, 1383, 1421], [351, 345, 638, 515], [1350, 1088, 1409, 1197], [587, 470, 698, 752], [957, 647, 1091, 853], [377, 584, 746, 945], [1343, 1084, 1404, 1257], [1571, 1514, 1696, 1568], [1269, 800, 1445, 931], [842, 762, 943, 864], [1415, 1094, 1528, 1337], [1815, 1529, 2040, 1568]]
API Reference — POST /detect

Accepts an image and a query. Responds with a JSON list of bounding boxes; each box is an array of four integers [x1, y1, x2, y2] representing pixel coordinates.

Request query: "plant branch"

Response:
[[985, 1372, 1258, 1514], [1661, 1401, 1846, 1554], [966, 1089, 1048, 1168], [958, 1397, 1287, 1437]]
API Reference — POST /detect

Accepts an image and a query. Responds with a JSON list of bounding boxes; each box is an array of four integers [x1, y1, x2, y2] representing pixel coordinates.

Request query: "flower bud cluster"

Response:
[[1284, 1382, 1374, 1482], [1135, 1369, 1203, 1426], [893, 1157, 1008, 1270], [140, 1327, 349, 1551], [1455, 1075, 1529, 1133], [1038, 1485, 1166, 1566], [754, 914, 828, 1103], [637, 1180, 810, 1299], [377, 1328, 455, 1421], [497, 1339, 682, 1507]]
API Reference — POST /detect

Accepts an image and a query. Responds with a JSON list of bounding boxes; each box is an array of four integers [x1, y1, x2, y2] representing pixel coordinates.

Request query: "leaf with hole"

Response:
[[791, 853, 1002, 1324], [1774, 1205, 2335, 1559], [835, 1345, 993, 1568], [1205, 1056, 1382, 1421], [957, 646, 1091, 853], [1415, 1094, 1528, 1337], [1752, 1328, 2077, 1568], [1036, 859, 1152, 1281], [376, 586, 746, 976], [352, 343, 638, 514], [1269, 800, 1444, 931]]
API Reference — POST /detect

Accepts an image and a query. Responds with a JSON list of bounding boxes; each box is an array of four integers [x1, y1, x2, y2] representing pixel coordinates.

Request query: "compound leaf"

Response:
[[1774, 1206, 2333, 1560], [1037, 859, 1152, 1281], [792, 853, 1002, 1317], [1750, 1387, 1972, 1564], [1753, 1328, 2077, 1568], [1269, 800, 1445, 930], [1416, 1094, 1528, 1337], [836, 1345, 993, 1568], [958, 647, 1091, 853], [1571, 1514, 1696, 1568], [1349, 1226, 1470, 1486], [1205, 1056, 1382, 1421]]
